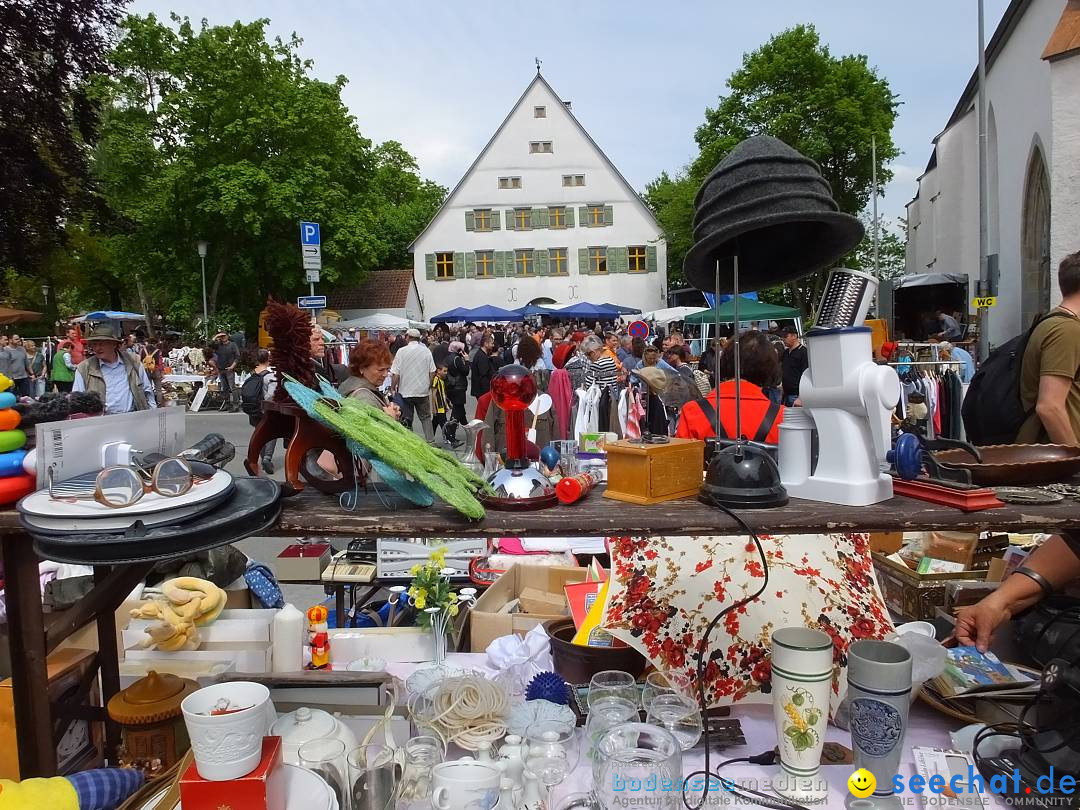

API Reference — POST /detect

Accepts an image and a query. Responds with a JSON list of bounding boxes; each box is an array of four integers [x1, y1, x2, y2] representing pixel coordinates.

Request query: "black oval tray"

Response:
[[29, 477, 283, 565]]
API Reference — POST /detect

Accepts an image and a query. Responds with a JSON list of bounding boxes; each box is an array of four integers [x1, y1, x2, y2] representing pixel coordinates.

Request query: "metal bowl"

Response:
[[933, 444, 1080, 486]]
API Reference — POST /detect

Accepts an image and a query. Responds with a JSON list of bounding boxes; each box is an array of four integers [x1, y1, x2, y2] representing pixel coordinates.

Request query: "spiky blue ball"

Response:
[[526, 671, 570, 705]]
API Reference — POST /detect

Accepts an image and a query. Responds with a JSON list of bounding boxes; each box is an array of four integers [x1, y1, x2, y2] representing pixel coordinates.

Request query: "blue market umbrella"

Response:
[[551, 302, 622, 321], [514, 303, 557, 317], [78, 310, 146, 322], [464, 305, 522, 322], [429, 307, 472, 323], [602, 302, 642, 315]]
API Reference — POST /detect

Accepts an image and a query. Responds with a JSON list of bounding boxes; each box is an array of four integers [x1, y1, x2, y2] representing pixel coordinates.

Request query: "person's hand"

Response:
[[954, 595, 1012, 652], [384, 403, 401, 419]]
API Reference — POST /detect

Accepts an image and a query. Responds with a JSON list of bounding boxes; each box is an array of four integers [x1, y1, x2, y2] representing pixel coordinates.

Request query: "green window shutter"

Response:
[[535, 249, 549, 275], [565, 207, 575, 227], [491, 212, 500, 230], [538, 208, 550, 228], [425, 254, 436, 280], [465, 252, 476, 278], [505, 210, 515, 230], [495, 251, 508, 277], [646, 245, 658, 273], [578, 206, 589, 228], [618, 246, 629, 273], [607, 247, 620, 273], [604, 205, 614, 226], [578, 248, 589, 275], [465, 210, 475, 231], [453, 252, 465, 279]]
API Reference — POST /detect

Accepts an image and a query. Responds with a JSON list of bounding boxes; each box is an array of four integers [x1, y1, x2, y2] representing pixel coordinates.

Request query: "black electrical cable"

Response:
[[680, 501, 812, 810]]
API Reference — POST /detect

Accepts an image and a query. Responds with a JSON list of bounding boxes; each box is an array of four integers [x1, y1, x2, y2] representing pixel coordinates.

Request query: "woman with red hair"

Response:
[[339, 338, 401, 419]]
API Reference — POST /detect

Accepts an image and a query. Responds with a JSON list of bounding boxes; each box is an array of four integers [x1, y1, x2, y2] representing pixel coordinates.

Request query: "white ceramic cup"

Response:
[[431, 759, 502, 810], [181, 681, 274, 781]]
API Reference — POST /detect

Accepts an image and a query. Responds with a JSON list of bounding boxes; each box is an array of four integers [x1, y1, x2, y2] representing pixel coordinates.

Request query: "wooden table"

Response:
[[5, 487, 1080, 777]]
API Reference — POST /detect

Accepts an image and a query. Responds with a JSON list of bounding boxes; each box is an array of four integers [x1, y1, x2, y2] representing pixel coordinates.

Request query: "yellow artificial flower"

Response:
[[410, 564, 422, 576], [414, 587, 427, 609], [430, 546, 448, 567], [449, 603, 459, 617]]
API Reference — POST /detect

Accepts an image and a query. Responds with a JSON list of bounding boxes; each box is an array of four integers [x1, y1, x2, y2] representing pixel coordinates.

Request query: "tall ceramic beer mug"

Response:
[[770, 627, 834, 804], [845, 640, 912, 810]]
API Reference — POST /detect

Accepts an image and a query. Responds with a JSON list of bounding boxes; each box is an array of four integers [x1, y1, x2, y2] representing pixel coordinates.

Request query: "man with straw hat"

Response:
[[72, 324, 157, 414]]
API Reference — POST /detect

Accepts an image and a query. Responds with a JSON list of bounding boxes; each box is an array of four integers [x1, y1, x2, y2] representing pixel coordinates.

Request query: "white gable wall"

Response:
[[412, 77, 666, 318]]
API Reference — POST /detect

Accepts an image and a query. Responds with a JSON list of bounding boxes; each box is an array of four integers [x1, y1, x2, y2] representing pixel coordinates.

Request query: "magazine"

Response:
[[932, 647, 1037, 698]]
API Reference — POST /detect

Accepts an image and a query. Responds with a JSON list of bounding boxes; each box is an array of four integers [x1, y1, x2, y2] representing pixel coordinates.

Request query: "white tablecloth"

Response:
[[387, 654, 1008, 809]]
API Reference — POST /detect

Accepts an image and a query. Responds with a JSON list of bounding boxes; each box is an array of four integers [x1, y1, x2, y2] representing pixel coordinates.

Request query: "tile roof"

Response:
[[327, 269, 414, 310], [1043, 0, 1080, 60]]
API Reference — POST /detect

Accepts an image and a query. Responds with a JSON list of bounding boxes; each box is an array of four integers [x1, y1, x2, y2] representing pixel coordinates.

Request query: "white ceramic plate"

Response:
[[136, 763, 334, 810], [18, 469, 233, 520], [20, 493, 231, 533], [405, 663, 469, 697], [506, 698, 577, 736]]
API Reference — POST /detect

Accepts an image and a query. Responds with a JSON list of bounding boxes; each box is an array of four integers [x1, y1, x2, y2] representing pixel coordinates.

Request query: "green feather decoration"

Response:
[[283, 377, 491, 520]]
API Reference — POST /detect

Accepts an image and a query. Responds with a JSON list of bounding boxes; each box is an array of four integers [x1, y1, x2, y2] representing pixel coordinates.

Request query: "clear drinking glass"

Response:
[[584, 696, 638, 782], [524, 720, 580, 791], [347, 743, 398, 810], [299, 738, 349, 810], [587, 670, 639, 709], [396, 736, 444, 810], [641, 672, 676, 711], [644, 693, 703, 750], [595, 723, 683, 810], [553, 439, 577, 476]]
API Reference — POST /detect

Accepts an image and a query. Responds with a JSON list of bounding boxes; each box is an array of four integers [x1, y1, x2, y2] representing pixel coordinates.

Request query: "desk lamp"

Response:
[[683, 136, 865, 510], [482, 364, 557, 510]]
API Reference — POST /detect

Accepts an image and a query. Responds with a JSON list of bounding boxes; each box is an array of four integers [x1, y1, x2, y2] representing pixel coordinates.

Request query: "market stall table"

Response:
[[4, 486, 1079, 778]]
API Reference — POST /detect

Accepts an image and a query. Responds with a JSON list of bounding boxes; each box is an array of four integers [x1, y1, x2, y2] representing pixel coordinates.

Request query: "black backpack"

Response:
[[240, 370, 269, 416], [961, 312, 1070, 445]]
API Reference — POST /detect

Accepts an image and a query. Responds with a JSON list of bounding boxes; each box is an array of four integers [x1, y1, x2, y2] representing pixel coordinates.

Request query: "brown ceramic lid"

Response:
[[107, 670, 198, 725]]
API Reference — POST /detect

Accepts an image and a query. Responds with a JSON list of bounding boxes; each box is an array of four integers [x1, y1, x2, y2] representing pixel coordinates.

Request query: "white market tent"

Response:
[[636, 306, 709, 324], [334, 313, 433, 332]]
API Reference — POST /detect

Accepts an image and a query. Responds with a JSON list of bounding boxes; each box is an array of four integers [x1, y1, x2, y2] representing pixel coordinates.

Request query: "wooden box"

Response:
[[872, 552, 987, 621], [603, 438, 705, 505]]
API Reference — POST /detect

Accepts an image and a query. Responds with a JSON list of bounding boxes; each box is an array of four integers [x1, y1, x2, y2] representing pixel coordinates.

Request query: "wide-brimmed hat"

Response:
[[683, 136, 864, 293], [84, 324, 122, 343], [634, 366, 670, 394]]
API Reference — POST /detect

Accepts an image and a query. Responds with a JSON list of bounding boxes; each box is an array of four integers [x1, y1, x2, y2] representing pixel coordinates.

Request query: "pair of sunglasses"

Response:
[[48, 456, 215, 508]]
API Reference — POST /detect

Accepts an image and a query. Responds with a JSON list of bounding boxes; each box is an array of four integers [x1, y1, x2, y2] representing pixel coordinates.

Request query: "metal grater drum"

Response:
[[815, 268, 878, 329]]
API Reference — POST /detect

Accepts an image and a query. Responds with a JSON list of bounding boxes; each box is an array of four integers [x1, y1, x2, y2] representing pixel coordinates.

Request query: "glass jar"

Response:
[[594, 723, 683, 810], [396, 735, 444, 810]]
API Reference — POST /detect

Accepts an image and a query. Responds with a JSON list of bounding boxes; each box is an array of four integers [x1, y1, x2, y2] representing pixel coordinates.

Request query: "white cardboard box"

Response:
[[327, 627, 435, 666], [122, 609, 276, 649], [124, 641, 272, 674]]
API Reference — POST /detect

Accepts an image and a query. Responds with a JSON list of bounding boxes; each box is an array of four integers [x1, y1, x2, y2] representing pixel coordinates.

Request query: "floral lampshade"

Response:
[[602, 532, 894, 717]]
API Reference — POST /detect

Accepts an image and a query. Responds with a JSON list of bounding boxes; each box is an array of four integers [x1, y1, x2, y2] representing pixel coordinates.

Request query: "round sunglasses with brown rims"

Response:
[[48, 457, 202, 508]]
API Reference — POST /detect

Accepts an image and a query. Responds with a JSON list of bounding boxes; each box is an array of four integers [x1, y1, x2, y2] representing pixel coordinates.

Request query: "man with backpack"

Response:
[[963, 250, 1080, 446], [242, 349, 277, 474], [1015, 251, 1080, 445]]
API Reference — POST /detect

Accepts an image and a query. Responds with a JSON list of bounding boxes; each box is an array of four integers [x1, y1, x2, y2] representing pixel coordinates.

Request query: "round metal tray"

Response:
[[933, 444, 1080, 486]]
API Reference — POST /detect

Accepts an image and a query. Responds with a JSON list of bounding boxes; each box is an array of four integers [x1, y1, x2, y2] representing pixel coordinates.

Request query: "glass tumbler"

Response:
[[587, 670, 639, 709], [595, 723, 683, 810], [348, 744, 399, 810], [645, 693, 703, 750], [641, 672, 676, 711], [585, 696, 638, 782], [299, 738, 349, 810], [396, 736, 444, 810]]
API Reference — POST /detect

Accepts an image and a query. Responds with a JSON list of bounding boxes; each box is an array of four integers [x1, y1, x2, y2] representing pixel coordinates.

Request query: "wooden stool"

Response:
[[245, 399, 357, 496]]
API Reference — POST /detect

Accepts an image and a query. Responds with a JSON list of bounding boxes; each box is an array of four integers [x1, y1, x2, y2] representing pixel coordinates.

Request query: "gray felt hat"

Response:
[[683, 136, 864, 293]]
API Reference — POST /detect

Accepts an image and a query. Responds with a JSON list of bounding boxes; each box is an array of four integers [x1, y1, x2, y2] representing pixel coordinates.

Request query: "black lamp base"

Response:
[[698, 442, 789, 510]]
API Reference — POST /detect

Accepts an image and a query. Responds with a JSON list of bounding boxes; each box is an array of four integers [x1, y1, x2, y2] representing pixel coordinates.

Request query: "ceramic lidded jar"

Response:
[[107, 670, 198, 773], [770, 627, 834, 805], [270, 706, 359, 765]]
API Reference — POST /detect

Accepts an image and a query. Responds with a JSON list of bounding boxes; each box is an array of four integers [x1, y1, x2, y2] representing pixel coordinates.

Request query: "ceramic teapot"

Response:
[[271, 706, 359, 765]]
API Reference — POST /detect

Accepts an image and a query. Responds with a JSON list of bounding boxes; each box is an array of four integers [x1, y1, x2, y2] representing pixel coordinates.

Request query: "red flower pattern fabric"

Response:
[[602, 533, 893, 717]]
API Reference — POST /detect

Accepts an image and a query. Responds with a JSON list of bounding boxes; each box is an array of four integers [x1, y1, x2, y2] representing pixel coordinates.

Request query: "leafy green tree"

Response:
[[850, 215, 908, 281], [0, 0, 125, 306], [647, 24, 899, 318], [75, 13, 444, 330]]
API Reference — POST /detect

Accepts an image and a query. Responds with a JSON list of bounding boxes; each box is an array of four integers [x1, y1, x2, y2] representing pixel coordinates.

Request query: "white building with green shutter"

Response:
[[410, 72, 666, 318]]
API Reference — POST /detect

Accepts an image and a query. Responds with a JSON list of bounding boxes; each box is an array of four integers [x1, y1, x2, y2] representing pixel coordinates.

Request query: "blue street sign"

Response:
[[300, 221, 321, 246], [297, 295, 327, 309]]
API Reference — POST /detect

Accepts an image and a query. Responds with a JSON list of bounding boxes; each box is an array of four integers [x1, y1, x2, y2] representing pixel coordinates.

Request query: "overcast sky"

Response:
[[128, 0, 1012, 225]]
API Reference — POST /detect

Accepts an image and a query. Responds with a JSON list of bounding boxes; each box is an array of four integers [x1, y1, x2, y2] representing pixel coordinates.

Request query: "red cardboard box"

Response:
[[180, 736, 286, 810]]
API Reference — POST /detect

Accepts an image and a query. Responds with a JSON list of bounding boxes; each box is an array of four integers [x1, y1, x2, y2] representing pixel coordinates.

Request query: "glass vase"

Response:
[[425, 607, 450, 665]]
